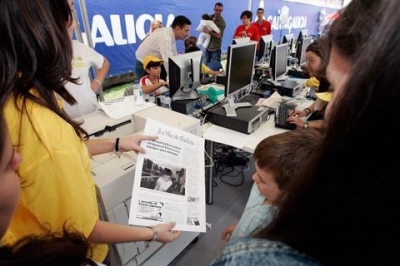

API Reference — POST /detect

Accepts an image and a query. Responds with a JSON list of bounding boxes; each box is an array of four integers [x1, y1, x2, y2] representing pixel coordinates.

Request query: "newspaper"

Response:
[[128, 118, 206, 233]]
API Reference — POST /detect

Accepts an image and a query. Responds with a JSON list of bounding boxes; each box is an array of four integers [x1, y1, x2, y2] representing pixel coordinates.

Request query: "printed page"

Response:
[[98, 96, 154, 119], [128, 118, 206, 233]]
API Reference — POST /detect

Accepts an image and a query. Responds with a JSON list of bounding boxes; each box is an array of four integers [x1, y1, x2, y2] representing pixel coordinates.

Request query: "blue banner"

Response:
[[74, 0, 339, 77]]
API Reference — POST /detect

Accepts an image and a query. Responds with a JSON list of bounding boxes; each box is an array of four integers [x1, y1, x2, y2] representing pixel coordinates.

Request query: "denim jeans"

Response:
[[211, 238, 323, 266], [203, 48, 222, 65]]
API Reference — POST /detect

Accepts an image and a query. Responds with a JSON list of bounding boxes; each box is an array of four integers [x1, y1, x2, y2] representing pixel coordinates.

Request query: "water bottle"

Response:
[[134, 85, 144, 106], [148, 93, 156, 104], [161, 92, 171, 109]]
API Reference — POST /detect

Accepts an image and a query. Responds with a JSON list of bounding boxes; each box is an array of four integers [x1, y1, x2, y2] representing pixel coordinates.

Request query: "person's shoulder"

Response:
[[211, 238, 322, 266], [72, 39, 88, 49]]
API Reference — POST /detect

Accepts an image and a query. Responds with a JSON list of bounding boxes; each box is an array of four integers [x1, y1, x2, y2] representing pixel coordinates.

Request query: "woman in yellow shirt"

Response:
[[0, 0, 180, 263]]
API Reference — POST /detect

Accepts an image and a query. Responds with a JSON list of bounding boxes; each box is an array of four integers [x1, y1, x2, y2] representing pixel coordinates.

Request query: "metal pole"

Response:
[[206, 140, 214, 204], [247, 0, 253, 10]]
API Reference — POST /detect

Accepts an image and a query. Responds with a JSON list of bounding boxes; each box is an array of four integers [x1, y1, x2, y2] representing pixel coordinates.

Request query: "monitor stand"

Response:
[[172, 85, 199, 101], [223, 97, 251, 117]]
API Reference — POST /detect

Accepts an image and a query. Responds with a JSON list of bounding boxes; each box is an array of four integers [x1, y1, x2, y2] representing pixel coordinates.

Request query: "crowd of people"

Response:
[[1, 0, 399, 265]]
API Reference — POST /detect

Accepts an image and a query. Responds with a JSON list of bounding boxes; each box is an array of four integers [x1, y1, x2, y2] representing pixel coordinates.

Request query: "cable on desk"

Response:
[[210, 143, 250, 187], [219, 165, 246, 187], [204, 148, 214, 168]]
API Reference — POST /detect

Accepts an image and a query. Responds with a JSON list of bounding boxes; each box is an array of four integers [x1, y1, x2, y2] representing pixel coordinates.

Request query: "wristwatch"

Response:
[[303, 122, 309, 129]]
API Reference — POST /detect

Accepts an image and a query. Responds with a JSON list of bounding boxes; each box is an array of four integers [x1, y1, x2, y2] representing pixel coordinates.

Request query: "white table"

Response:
[[202, 117, 288, 204]]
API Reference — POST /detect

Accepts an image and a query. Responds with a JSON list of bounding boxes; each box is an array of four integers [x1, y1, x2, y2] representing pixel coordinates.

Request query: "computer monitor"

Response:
[[297, 29, 308, 43], [222, 41, 257, 116], [168, 51, 202, 101], [282, 33, 295, 54], [257, 34, 274, 62], [232, 37, 250, 45], [269, 43, 288, 81], [295, 37, 313, 66]]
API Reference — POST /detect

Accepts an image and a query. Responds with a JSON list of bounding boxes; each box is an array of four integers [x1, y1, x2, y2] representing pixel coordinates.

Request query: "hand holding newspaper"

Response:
[[128, 119, 206, 232]]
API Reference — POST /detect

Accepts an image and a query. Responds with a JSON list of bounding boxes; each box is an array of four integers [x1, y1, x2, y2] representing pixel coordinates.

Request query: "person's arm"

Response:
[[158, 31, 176, 75], [154, 178, 161, 191], [203, 26, 222, 39], [201, 63, 222, 76], [196, 21, 203, 32], [290, 101, 316, 117], [141, 78, 168, 95], [232, 26, 242, 39], [84, 135, 158, 156], [88, 220, 180, 244], [90, 57, 110, 93], [286, 115, 324, 130], [208, 21, 221, 33]]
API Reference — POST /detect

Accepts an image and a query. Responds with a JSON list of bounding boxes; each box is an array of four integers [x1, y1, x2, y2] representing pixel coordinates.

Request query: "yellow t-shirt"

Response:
[[2, 92, 108, 262]]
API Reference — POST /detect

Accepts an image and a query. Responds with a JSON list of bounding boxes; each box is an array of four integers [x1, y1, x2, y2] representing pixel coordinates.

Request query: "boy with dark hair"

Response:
[[221, 129, 320, 241]]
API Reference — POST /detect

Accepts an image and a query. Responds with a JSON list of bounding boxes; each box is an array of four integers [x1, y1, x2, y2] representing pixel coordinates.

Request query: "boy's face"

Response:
[[252, 163, 281, 203]]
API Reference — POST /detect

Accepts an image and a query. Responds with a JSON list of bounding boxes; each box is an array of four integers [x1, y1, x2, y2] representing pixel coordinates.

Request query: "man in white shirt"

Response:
[[135, 15, 191, 80]]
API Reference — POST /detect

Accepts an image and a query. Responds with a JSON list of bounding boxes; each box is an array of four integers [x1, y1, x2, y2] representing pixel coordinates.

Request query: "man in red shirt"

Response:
[[252, 8, 271, 36]]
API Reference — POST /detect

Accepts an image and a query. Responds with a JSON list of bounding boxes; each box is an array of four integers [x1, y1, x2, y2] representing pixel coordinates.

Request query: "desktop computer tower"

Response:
[[206, 105, 271, 134], [133, 106, 201, 136], [252, 79, 303, 98]]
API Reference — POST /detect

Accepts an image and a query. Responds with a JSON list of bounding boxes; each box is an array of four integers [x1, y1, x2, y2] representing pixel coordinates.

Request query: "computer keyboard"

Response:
[[275, 101, 297, 130], [239, 94, 261, 105], [200, 76, 215, 84]]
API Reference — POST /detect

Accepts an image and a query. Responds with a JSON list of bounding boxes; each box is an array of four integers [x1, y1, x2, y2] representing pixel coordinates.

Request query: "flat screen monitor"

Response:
[[222, 41, 257, 116], [282, 33, 295, 53], [168, 51, 202, 100], [297, 29, 308, 42], [224, 41, 257, 98], [232, 37, 250, 45], [269, 43, 288, 81], [295, 37, 313, 66], [257, 34, 274, 62]]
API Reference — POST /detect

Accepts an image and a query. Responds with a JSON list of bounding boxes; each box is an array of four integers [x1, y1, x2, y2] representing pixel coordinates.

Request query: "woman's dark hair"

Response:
[[0, 226, 97, 266], [306, 38, 330, 88], [305, 39, 323, 59], [184, 36, 198, 49], [0, 112, 6, 163], [0, 0, 87, 138], [255, 0, 400, 264], [146, 61, 163, 70], [240, 10, 252, 21]]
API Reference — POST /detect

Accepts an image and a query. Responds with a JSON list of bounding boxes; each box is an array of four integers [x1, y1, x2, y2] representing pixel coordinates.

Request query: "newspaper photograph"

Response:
[[128, 118, 206, 232]]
